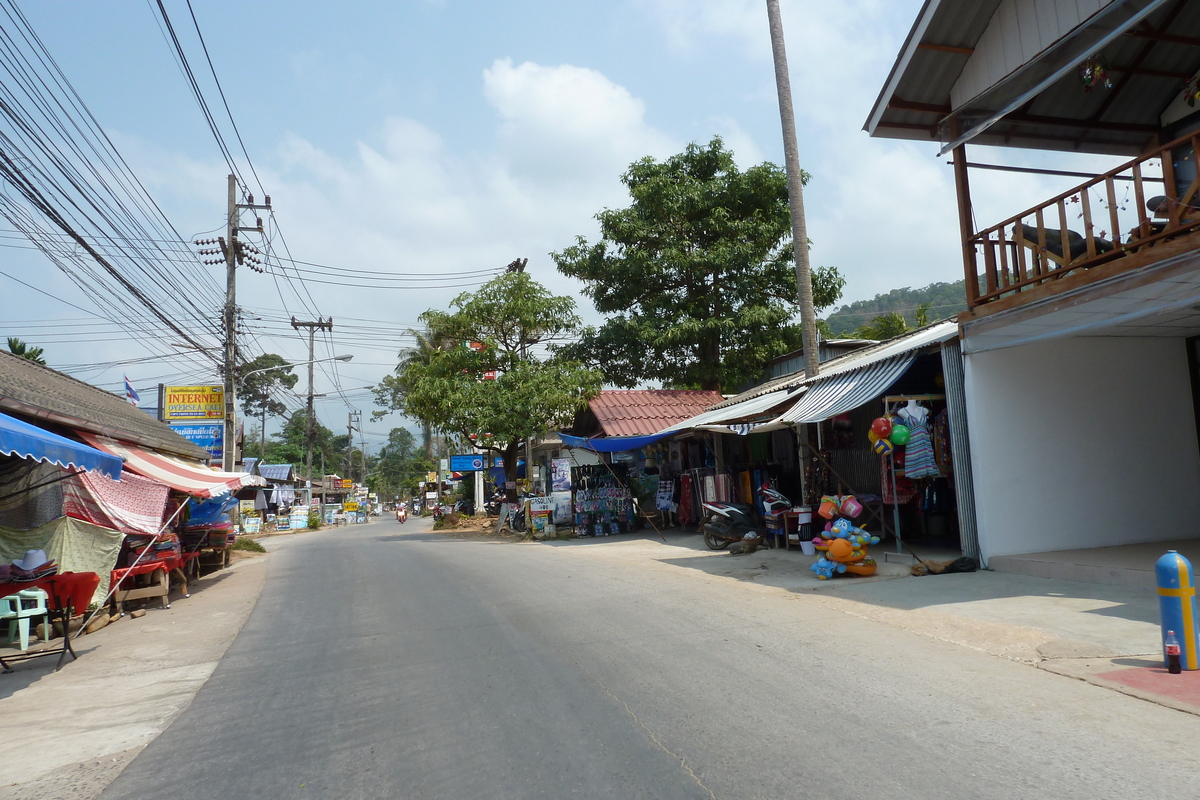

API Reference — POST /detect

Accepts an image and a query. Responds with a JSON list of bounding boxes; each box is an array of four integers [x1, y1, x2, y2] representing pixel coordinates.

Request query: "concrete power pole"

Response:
[[766, 0, 821, 379], [290, 316, 334, 499], [211, 174, 271, 471]]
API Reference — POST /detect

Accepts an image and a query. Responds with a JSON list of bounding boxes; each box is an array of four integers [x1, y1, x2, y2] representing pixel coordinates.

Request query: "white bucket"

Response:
[[799, 540, 816, 556]]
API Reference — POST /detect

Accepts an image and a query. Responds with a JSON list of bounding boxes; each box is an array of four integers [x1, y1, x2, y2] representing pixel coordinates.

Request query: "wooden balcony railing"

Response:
[[966, 131, 1200, 310]]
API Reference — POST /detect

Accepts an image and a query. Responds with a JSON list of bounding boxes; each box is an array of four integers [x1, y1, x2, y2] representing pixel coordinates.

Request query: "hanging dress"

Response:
[[903, 417, 940, 479]]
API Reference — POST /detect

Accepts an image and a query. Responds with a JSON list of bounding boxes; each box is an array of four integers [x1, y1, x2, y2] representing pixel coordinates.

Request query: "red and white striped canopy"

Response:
[[79, 433, 267, 498]]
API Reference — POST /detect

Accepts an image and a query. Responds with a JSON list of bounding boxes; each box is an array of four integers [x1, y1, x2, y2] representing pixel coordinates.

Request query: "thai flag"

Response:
[[124, 375, 140, 406]]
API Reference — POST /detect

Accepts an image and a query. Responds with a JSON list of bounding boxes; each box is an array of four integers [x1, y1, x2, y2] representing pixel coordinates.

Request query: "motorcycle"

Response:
[[396, 505, 408, 524], [700, 500, 760, 550], [484, 491, 504, 517], [700, 483, 793, 551], [456, 498, 476, 516]]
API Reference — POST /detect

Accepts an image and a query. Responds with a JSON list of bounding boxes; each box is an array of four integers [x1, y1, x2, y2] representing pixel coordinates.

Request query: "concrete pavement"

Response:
[[0, 519, 1193, 798]]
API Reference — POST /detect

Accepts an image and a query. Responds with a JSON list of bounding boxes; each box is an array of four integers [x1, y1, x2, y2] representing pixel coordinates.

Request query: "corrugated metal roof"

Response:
[[245, 458, 295, 482], [0, 351, 209, 461], [662, 321, 960, 435], [866, 0, 1199, 156], [588, 390, 725, 437]]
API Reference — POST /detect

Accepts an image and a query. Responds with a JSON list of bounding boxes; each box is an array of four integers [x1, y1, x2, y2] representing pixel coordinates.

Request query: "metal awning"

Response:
[[776, 354, 918, 424], [657, 388, 805, 435], [0, 411, 122, 479], [79, 433, 265, 497]]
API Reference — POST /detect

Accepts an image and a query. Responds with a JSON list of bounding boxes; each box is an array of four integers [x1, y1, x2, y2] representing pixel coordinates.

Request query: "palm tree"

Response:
[[398, 325, 448, 459], [767, 0, 820, 378], [6, 337, 46, 365]]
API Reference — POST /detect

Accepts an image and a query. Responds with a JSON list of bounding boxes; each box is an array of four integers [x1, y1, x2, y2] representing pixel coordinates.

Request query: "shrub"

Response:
[[232, 537, 267, 553], [308, 511, 322, 529]]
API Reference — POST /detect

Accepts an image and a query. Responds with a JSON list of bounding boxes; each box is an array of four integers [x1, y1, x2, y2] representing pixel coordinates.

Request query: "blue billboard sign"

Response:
[[449, 454, 485, 472], [170, 422, 224, 461]]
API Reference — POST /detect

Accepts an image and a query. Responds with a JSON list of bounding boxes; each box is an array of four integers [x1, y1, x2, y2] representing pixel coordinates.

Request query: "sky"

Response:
[[0, 0, 1124, 453]]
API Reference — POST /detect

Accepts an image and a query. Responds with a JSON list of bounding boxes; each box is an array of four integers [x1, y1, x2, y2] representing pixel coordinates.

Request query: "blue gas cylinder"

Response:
[[1155, 550, 1199, 671]]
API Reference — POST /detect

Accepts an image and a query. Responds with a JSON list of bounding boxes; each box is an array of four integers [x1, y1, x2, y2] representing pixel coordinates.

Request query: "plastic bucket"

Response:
[[799, 540, 816, 556], [794, 506, 812, 524]]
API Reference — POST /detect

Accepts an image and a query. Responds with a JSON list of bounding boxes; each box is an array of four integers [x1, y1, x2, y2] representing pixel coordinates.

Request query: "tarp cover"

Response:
[[0, 516, 124, 605], [559, 432, 672, 452], [78, 433, 266, 498], [62, 468, 169, 536], [0, 411, 122, 478]]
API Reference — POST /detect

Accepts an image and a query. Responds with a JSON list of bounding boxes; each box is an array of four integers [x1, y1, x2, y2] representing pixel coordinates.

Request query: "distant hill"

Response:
[[823, 280, 968, 337]]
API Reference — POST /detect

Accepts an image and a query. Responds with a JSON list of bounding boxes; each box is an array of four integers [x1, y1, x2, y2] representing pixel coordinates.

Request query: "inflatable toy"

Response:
[[871, 417, 893, 439], [889, 424, 911, 446]]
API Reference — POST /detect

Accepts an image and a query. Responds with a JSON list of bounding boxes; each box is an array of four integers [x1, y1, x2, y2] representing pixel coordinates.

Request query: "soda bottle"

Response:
[[1165, 630, 1182, 675]]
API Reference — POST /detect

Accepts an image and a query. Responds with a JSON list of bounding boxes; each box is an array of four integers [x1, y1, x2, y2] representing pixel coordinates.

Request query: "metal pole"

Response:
[[766, 0, 820, 379]]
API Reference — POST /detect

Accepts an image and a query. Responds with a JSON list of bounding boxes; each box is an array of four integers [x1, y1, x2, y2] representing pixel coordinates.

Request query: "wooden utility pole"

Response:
[[290, 316, 334, 496], [766, 0, 820, 378]]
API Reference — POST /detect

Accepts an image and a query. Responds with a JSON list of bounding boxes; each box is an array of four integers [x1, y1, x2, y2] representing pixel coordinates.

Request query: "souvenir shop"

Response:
[[796, 350, 962, 555]]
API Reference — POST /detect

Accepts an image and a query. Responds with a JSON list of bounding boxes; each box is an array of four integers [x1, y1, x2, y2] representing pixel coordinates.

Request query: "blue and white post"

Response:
[[1155, 550, 1199, 671]]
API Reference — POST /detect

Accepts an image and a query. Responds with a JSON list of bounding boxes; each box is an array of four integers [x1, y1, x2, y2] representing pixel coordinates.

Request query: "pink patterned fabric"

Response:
[[62, 469, 168, 535]]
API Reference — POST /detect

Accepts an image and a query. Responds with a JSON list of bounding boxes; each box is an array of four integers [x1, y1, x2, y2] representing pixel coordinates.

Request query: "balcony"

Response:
[[965, 131, 1200, 314]]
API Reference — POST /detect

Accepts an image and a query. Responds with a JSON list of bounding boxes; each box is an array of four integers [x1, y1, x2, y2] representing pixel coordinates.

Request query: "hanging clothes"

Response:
[[897, 402, 939, 480], [679, 475, 693, 525], [881, 454, 918, 505]]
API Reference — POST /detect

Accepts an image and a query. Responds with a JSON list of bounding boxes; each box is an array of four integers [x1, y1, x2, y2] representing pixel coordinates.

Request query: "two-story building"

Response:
[[867, 0, 1200, 581]]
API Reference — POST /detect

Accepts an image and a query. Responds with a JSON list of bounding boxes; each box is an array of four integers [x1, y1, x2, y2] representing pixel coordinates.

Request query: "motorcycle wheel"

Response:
[[703, 528, 732, 550]]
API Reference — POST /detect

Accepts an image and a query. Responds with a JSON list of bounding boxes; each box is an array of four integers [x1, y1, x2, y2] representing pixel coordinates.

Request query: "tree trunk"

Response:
[[503, 441, 520, 502], [767, 0, 820, 379]]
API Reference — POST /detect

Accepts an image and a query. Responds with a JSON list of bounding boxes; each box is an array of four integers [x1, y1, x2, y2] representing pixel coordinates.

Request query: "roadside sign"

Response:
[[450, 454, 484, 471], [344, 501, 359, 512], [163, 386, 224, 421], [341, 479, 353, 489], [169, 422, 223, 460]]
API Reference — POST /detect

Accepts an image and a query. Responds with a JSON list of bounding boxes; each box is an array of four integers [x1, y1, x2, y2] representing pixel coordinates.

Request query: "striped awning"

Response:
[[78, 433, 266, 498], [777, 354, 916, 425]]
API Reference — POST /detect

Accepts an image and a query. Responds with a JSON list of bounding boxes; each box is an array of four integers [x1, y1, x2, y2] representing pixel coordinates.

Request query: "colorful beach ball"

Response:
[[872, 437, 894, 456], [889, 424, 911, 446]]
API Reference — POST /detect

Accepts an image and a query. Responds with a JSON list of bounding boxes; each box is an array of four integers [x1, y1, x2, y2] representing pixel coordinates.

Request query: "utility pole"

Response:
[[766, 0, 820, 379], [291, 316, 334, 500], [346, 410, 360, 481], [199, 174, 270, 471]]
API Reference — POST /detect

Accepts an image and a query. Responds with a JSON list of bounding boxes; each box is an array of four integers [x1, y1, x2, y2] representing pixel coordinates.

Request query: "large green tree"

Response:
[[371, 427, 434, 500], [552, 137, 844, 391], [236, 354, 299, 459], [374, 272, 602, 493]]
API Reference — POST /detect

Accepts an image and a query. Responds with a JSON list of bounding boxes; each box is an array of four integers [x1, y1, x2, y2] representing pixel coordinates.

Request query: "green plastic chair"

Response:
[[1, 589, 50, 651]]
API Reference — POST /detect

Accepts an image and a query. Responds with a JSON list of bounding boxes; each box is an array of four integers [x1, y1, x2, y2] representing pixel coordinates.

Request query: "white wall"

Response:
[[952, 0, 1112, 108], [964, 336, 1200, 561]]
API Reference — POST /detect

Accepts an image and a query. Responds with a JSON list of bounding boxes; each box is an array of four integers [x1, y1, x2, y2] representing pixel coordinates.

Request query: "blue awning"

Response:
[[0, 411, 123, 479], [559, 431, 672, 453]]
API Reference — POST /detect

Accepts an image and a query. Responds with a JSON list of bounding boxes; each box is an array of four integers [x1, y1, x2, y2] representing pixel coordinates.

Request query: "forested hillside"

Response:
[[823, 280, 967, 337]]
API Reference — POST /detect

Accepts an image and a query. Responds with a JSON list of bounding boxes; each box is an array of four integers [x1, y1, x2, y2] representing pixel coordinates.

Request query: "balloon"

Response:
[[872, 438, 894, 456], [867, 429, 880, 444], [871, 417, 893, 439], [889, 424, 911, 445]]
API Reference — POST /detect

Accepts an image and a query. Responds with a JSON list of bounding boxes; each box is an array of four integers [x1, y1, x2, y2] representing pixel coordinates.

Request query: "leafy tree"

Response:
[[374, 272, 602, 494], [236, 354, 298, 459], [262, 410, 341, 476], [371, 427, 434, 499], [373, 325, 449, 459], [552, 137, 844, 391], [7, 337, 45, 365], [851, 311, 911, 340]]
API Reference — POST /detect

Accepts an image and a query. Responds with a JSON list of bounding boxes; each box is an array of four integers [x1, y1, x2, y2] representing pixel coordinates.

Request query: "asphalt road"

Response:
[[100, 518, 1200, 799]]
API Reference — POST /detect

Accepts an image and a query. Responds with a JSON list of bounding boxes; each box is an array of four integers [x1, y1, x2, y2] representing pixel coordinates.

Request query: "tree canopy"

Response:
[[552, 137, 844, 391], [373, 271, 602, 487], [236, 354, 299, 458], [7, 337, 45, 365]]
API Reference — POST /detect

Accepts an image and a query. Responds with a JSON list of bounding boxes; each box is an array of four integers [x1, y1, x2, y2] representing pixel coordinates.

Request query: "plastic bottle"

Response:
[[1166, 630, 1182, 675]]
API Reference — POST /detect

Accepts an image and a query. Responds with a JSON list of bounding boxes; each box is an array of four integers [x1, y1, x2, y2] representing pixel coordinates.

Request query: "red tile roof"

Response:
[[588, 390, 724, 437]]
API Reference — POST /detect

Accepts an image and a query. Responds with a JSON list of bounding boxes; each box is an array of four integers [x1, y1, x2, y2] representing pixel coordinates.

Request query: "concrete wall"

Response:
[[963, 336, 1200, 562], [952, 0, 1111, 108]]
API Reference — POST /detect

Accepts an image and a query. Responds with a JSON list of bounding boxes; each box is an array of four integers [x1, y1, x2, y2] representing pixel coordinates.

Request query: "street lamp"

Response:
[[241, 355, 354, 470]]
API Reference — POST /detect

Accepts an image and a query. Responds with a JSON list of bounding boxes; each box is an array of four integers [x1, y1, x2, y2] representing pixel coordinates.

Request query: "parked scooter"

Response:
[[700, 500, 760, 550], [484, 490, 504, 517]]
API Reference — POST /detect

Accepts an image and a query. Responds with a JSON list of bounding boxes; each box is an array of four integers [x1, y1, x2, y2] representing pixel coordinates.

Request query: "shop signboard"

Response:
[[551, 458, 571, 492], [344, 501, 359, 512], [163, 385, 225, 421], [341, 479, 353, 489], [169, 422, 223, 461], [242, 515, 261, 534], [277, 515, 291, 531], [551, 492, 573, 524], [529, 497, 554, 514], [450, 454, 484, 472], [290, 508, 309, 530], [425, 491, 437, 502]]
